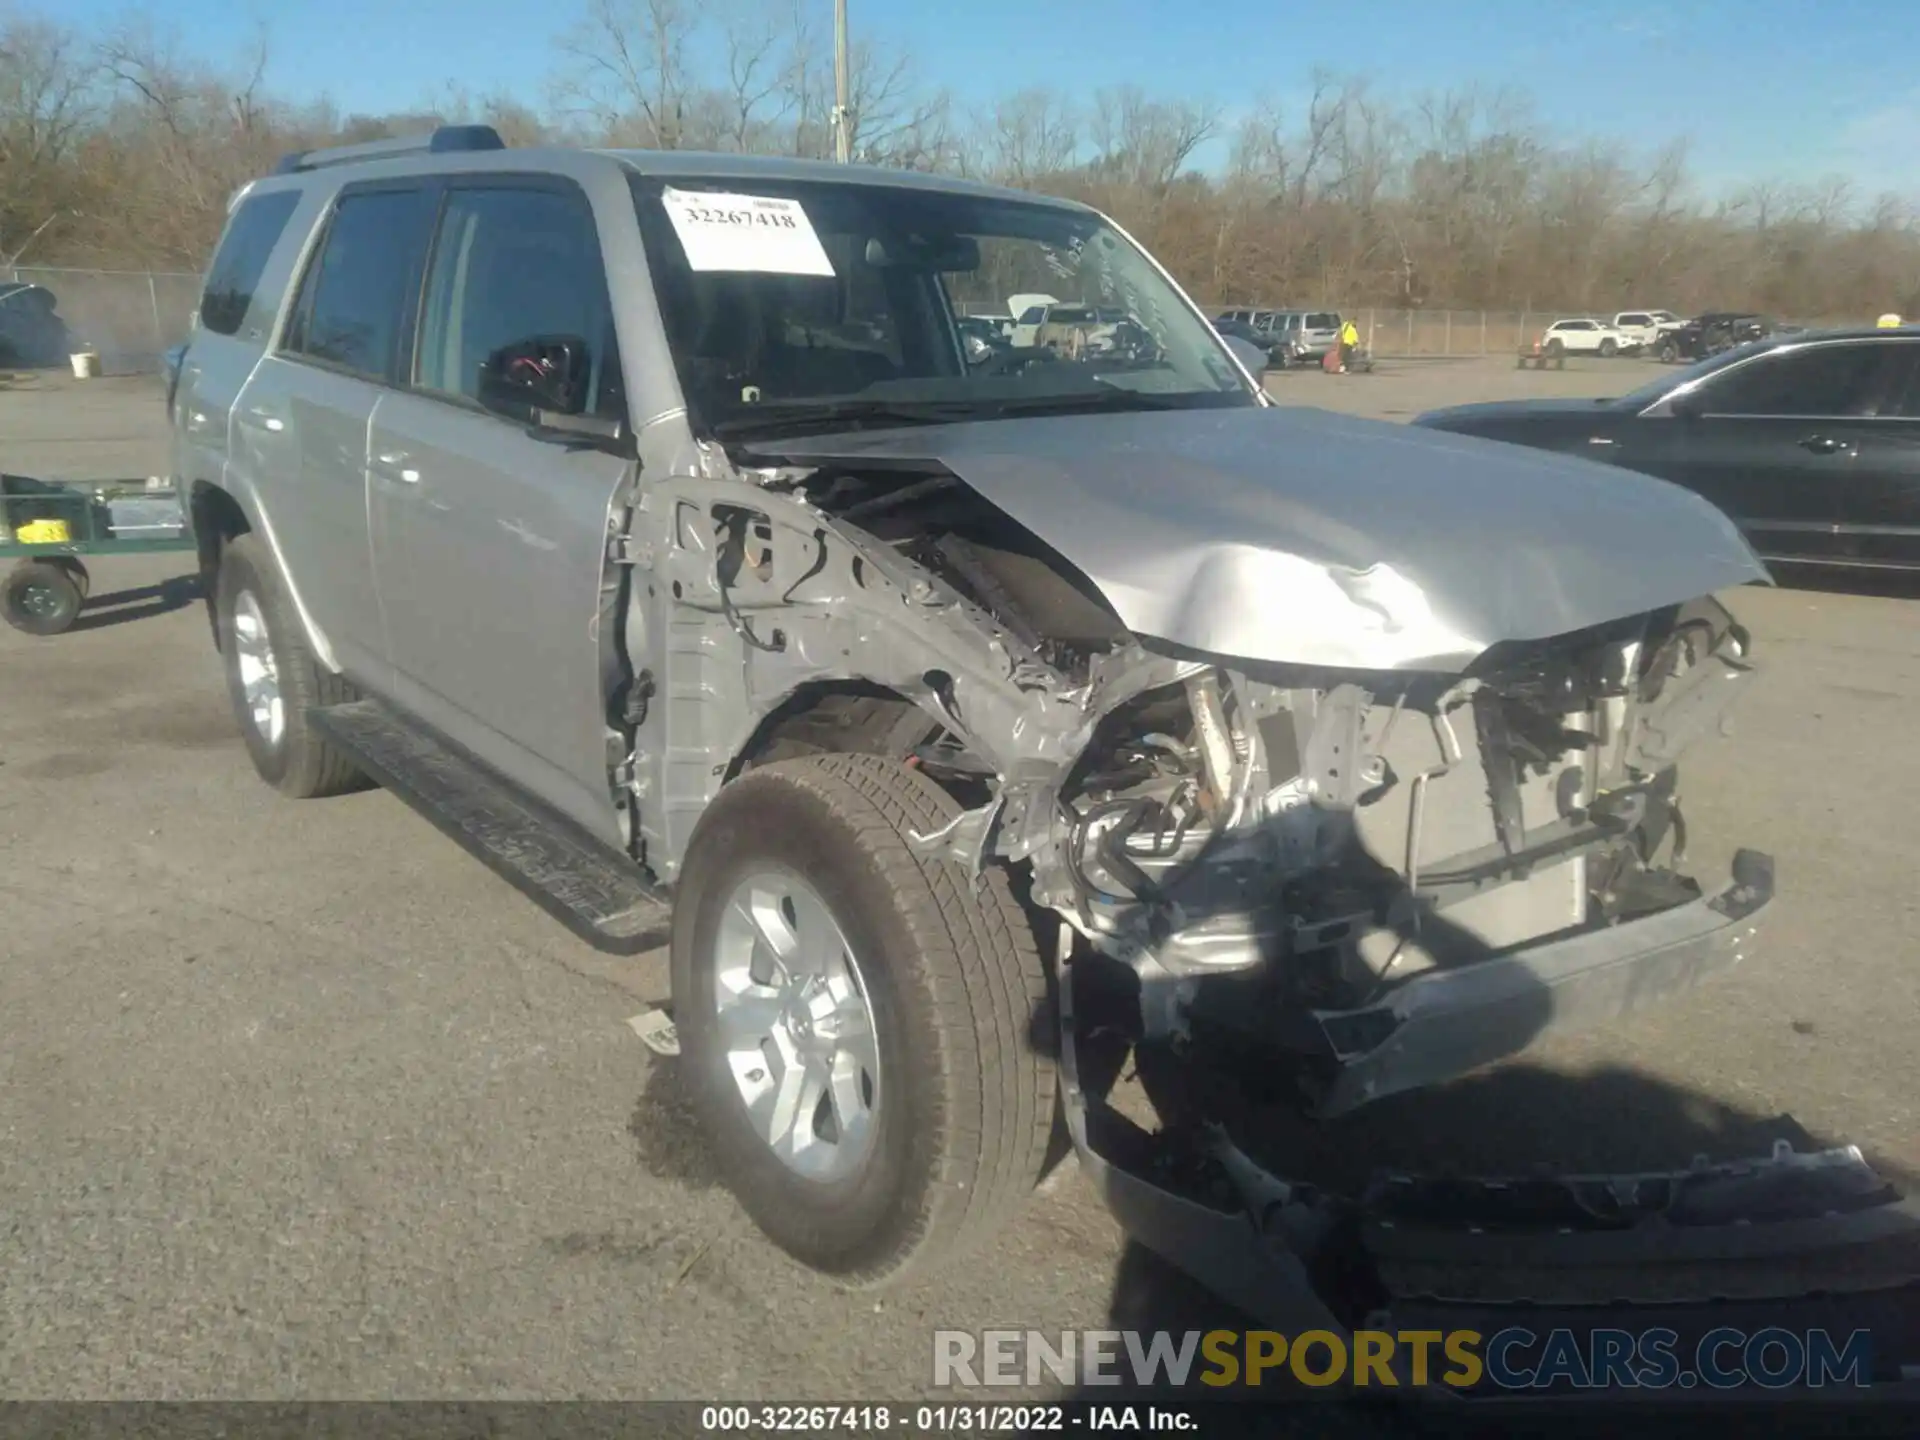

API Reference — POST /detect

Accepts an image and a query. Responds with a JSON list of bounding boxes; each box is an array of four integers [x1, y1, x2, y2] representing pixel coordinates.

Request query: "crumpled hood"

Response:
[[754, 404, 1767, 671]]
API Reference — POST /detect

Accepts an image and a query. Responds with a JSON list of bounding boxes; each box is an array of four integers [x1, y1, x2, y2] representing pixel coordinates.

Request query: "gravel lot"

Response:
[[2, 358, 1915, 1400]]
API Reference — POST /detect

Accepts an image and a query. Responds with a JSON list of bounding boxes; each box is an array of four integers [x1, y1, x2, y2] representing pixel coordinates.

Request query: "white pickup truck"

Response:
[[1610, 309, 1684, 351]]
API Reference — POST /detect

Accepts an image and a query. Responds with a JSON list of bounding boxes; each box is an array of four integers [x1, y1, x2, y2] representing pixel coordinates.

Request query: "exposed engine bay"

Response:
[[817, 461, 1759, 1107]]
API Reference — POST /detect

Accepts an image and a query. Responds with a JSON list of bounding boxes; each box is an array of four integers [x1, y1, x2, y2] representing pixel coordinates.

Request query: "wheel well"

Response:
[[728, 683, 941, 783], [190, 483, 250, 645]]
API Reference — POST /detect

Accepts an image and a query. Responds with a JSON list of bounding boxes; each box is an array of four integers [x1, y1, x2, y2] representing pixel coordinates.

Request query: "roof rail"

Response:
[[271, 124, 506, 176]]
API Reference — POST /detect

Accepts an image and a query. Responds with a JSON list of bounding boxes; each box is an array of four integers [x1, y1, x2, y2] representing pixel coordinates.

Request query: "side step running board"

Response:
[[310, 699, 672, 954]]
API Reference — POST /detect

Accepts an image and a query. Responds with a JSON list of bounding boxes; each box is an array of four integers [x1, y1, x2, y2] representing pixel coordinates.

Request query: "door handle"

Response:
[[1798, 434, 1854, 456], [372, 451, 421, 485]]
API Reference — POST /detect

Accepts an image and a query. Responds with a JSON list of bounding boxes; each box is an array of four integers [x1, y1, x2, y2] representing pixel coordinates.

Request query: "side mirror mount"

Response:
[[478, 334, 592, 421], [1667, 387, 1706, 419], [1220, 334, 1268, 379]]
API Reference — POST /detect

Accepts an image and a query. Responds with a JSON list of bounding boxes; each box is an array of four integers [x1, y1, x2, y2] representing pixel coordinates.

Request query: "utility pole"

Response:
[[832, 0, 852, 163]]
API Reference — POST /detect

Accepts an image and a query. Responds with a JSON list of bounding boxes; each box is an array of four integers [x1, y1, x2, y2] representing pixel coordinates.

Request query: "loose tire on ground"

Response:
[[3, 559, 83, 635], [214, 534, 366, 798], [671, 753, 1054, 1284]]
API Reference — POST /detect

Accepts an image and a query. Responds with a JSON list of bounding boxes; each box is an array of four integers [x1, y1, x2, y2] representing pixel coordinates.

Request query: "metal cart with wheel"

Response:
[[2, 475, 193, 636]]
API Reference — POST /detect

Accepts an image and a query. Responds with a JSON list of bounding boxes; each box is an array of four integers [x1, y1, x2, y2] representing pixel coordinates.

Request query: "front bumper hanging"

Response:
[[1056, 850, 1920, 1399], [1305, 849, 1774, 1117]]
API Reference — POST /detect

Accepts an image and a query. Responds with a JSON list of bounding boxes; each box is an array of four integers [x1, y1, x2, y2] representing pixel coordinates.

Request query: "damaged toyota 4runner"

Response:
[[175, 129, 1918, 1346]]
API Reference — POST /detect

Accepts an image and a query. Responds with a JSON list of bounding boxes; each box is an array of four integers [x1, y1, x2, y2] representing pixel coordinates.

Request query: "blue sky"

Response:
[[56, 0, 1920, 203]]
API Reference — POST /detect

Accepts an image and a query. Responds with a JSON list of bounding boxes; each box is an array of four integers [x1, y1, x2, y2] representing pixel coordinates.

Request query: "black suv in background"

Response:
[[1658, 312, 1771, 363]]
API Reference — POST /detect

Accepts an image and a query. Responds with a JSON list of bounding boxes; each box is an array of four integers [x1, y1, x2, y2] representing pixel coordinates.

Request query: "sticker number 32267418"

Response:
[[661, 187, 836, 277]]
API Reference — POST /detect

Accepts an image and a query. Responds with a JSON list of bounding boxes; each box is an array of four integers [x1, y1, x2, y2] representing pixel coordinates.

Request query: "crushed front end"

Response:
[[1026, 596, 1770, 1118], [675, 406, 1917, 1392]]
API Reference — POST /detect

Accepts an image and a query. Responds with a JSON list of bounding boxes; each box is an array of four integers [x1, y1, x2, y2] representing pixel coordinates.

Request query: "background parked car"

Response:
[[1610, 309, 1684, 351], [1415, 325, 1920, 572], [1268, 309, 1343, 360], [1212, 315, 1293, 368], [1658, 312, 1772, 362], [0, 282, 72, 367], [1209, 318, 1271, 380], [1539, 316, 1631, 356]]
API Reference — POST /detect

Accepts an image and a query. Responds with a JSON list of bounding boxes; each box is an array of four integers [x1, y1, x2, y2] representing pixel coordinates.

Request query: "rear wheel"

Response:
[[1658, 340, 1678, 363], [214, 534, 366, 798], [672, 753, 1054, 1284], [2, 559, 82, 635], [1599, 338, 1618, 358], [1545, 338, 1565, 357]]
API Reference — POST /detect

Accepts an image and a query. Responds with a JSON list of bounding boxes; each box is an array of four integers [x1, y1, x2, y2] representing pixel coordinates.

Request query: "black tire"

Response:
[[672, 753, 1054, 1284], [1599, 338, 1618, 358], [2, 559, 82, 635], [1545, 338, 1565, 357], [44, 555, 89, 599], [214, 533, 366, 798], [1658, 340, 1677, 364]]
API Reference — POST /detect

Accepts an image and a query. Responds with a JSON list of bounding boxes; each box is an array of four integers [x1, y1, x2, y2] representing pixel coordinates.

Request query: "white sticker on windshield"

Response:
[[660, 187, 835, 276]]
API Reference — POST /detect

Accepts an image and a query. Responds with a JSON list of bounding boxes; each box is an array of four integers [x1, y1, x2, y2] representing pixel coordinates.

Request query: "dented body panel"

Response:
[[751, 407, 1768, 671]]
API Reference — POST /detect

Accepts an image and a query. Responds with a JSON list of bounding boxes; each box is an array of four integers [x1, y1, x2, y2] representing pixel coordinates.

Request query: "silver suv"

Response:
[[173, 128, 1782, 1315]]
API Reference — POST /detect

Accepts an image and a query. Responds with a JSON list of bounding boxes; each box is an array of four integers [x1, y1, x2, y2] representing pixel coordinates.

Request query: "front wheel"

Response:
[[672, 753, 1054, 1284], [1545, 338, 1565, 357], [1599, 338, 1618, 358]]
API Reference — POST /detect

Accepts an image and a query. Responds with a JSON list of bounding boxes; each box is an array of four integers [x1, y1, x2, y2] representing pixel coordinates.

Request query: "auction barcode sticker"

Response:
[[661, 187, 835, 276]]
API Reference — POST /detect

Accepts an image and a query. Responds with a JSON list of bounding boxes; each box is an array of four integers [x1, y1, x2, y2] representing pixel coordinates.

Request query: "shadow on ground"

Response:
[[69, 574, 198, 633]]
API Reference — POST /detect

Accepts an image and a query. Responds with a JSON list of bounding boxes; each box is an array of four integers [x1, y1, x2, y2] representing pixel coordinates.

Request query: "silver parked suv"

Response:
[[172, 127, 1817, 1323]]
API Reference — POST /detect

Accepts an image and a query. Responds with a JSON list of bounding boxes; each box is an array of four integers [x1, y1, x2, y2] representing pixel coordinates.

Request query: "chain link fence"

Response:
[[5, 268, 1875, 374]]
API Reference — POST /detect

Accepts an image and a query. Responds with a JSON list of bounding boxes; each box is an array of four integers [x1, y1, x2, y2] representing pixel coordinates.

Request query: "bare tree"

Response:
[[0, 3, 1913, 329], [0, 15, 98, 262], [553, 0, 695, 147]]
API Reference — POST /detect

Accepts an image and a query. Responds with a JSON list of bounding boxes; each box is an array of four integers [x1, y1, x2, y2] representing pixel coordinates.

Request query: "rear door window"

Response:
[[283, 186, 440, 382], [1307, 312, 1338, 330], [1872, 344, 1920, 417], [200, 189, 302, 337], [1698, 343, 1889, 417]]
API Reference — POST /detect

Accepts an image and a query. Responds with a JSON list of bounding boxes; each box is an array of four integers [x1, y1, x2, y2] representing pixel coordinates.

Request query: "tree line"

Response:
[[3, 2, 1917, 320]]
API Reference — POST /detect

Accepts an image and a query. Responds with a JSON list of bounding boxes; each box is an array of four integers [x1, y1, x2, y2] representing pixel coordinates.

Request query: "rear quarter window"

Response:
[[200, 189, 302, 337]]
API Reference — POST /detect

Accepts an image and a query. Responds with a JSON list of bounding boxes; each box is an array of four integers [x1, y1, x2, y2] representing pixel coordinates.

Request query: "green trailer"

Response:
[[2, 474, 194, 635]]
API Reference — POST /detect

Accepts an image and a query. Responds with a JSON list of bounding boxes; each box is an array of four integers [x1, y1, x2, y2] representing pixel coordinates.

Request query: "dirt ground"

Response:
[[1, 360, 1915, 1401]]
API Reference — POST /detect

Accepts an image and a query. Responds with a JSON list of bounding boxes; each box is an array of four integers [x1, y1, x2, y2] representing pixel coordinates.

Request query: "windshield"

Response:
[[1614, 339, 1776, 410], [630, 175, 1254, 438]]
